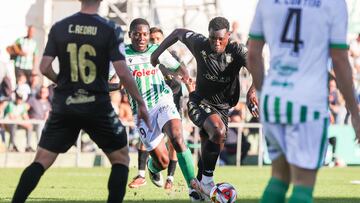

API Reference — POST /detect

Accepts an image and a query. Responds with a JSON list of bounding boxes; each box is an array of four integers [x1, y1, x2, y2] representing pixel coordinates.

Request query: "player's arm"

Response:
[[39, 56, 57, 83], [151, 28, 192, 67], [330, 49, 360, 141], [112, 60, 151, 129], [247, 39, 265, 91], [246, 83, 259, 118]]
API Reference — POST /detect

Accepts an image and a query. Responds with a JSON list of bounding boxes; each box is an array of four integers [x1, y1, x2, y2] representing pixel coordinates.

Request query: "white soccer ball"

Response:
[[210, 182, 237, 203]]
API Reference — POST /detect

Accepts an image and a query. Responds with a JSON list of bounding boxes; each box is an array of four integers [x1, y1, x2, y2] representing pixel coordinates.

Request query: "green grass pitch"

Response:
[[0, 166, 359, 202]]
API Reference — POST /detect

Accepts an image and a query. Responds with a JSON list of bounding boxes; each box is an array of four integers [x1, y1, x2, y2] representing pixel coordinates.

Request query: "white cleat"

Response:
[[200, 180, 215, 201]]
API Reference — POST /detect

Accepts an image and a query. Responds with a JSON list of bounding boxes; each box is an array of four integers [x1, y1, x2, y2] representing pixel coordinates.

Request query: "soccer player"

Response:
[[247, 1, 360, 203], [128, 26, 184, 190], [11, 1, 151, 203], [124, 18, 201, 200], [151, 17, 259, 198]]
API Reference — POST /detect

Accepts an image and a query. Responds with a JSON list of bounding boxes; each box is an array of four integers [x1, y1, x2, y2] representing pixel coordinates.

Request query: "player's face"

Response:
[[208, 28, 230, 53], [149, 32, 164, 45], [130, 24, 150, 52]]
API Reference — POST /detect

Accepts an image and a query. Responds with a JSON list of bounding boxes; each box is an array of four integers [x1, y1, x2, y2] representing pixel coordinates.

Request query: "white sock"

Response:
[[138, 170, 146, 178], [167, 176, 174, 182], [201, 175, 213, 184]]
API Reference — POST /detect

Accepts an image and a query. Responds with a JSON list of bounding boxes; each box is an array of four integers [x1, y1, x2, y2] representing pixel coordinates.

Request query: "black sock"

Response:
[[12, 162, 45, 203], [107, 164, 129, 203], [167, 160, 177, 177], [138, 150, 148, 171], [202, 140, 220, 177], [196, 157, 203, 181]]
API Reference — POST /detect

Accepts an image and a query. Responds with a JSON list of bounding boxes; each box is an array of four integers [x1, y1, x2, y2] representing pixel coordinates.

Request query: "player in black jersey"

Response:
[[11, 1, 150, 203], [128, 27, 186, 190], [151, 17, 259, 198]]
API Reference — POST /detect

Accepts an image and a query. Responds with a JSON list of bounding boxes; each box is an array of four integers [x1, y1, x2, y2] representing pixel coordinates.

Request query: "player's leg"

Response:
[[260, 155, 290, 203], [260, 123, 290, 203], [85, 106, 131, 203], [147, 138, 169, 187], [165, 139, 177, 189], [287, 118, 329, 203], [128, 142, 148, 188], [12, 112, 78, 203], [105, 146, 130, 203], [199, 113, 227, 195]]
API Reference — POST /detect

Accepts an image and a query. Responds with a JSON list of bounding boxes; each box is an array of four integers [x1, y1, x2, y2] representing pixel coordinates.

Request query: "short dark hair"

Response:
[[208, 17, 230, 32], [150, 27, 163, 35], [129, 18, 150, 33]]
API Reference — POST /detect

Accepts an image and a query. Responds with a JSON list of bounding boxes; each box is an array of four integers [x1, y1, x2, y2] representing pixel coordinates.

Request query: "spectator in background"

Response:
[[15, 72, 31, 102], [4, 91, 33, 152], [229, 21, 243, 44], [329, 79, 342, 124], [118, 93, 133, 123], [14, 25, 38, 82], [349, 33, 360, 68], [29, 73, 42, 97], [27, 86, 51, 141]]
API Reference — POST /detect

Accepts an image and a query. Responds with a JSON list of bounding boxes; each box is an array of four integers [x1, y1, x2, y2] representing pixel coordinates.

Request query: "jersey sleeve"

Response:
[[108, 29, 125, 62], [249, 0, 265, 41], [234, 43, 248, 67], [43, 25, 57, 57], [329, 0, 348, 49], [180, 31, 206, 55], [158, 50, 180, 71]]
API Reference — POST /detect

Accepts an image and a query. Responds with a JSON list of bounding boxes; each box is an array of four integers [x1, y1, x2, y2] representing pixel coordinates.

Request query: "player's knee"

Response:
[[169, 134, 186, 152], [156, 155, 169, 170], [210, 125, 226, 144]]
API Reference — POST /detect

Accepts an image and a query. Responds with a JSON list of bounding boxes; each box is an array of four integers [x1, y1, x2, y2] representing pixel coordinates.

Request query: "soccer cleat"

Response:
[[189, 188, 205, 202], [147, 166, 164, 188], [128, 175, 146, 188], [164, 178, 174, 190], [200, 180, 215, 199]]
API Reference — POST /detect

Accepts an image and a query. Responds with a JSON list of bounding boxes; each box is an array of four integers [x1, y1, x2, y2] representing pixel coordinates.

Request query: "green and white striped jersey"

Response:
[[125, 44, 180, 114], [249, 0, 349, 123], [15, 37, 38, 70]]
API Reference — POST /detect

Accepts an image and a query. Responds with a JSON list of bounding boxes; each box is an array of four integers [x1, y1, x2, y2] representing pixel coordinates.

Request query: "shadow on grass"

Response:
[[0, 198, 357, 203]]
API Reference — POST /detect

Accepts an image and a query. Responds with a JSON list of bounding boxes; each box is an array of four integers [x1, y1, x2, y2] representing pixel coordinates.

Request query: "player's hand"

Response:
[[246, 92, 259, 118], [150, 53, 160, 67], [184, 78, 195, 92], [137, 103, 153, 131], [351, 115, 360, 143]]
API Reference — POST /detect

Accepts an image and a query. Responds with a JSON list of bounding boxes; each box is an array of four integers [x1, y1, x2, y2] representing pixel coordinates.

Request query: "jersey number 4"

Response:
[[281, 8, 304, 55], [67, 43, 97, 84]]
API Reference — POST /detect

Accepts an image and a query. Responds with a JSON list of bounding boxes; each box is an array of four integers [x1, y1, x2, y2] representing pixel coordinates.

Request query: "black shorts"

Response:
[[187, 100, 228, 136], [39, 107, 127, 154]]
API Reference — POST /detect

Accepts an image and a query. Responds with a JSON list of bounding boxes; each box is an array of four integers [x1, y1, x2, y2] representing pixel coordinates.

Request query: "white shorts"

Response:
[[135, 97, 181, 151], [263, 118, 329, 169]]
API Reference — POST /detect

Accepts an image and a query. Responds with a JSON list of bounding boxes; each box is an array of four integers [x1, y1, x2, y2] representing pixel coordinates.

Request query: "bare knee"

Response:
[[153, 154, 169, 170], [169, 133, 186, 152], [209, 124, 226, 144], [107, 147, 130, 167]]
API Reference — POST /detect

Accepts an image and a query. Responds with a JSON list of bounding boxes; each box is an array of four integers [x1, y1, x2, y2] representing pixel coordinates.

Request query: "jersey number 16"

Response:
[[67, 43, 97, 84]]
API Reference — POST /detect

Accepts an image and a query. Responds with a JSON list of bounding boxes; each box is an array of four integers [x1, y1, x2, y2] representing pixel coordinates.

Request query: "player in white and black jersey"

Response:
[[151, 17, 259, 198]]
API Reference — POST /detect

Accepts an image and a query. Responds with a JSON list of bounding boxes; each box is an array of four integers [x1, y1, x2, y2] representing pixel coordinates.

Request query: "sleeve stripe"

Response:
[[329, 43, 349, 49], [249, 34, 265, 40]]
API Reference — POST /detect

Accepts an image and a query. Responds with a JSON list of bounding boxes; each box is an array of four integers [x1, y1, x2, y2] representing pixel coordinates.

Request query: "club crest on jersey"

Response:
[[225, 54, 233, 63], [128, 58, 133, 63], [132, 68, 159, 77]]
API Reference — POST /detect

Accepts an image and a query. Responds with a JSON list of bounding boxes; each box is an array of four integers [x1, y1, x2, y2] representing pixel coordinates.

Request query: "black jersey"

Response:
[[43, 12, 124, 113], [180, 31, 247, 109]]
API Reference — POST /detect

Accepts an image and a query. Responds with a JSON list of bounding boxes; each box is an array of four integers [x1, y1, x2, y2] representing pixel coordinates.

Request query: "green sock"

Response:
[[176, 148, 196, 187], [260, 177, 289, 203], [147, 157, 162, 174], [288, 185, 314, 203]]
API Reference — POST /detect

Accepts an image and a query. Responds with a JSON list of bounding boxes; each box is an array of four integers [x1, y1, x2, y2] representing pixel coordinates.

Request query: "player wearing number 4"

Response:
[[247, 0, 360, 203], [11, 1, 151, 203], [124, 18, 202, 201]]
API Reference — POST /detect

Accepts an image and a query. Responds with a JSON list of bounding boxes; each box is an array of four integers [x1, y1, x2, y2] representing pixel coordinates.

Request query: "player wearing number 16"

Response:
[[11, 1, 151, 203], [247, 0, 360, 203]]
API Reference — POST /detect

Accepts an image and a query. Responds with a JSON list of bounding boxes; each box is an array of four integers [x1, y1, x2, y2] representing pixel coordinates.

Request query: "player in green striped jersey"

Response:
[[125, 18, 202, 201]]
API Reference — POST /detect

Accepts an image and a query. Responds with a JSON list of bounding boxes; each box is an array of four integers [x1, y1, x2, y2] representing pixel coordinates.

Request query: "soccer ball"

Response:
[[210, 182, 237, 203]]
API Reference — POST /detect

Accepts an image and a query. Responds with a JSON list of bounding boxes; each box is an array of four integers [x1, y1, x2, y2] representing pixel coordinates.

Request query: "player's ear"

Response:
[[128, 31, 132, 38]]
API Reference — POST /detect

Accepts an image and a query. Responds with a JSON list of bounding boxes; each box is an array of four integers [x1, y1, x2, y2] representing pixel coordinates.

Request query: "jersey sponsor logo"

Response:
[[273, 60, 298, 76], [65, 89, 95, 105], [203, 73, 231, 83], [132, 68, 159, 77]]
